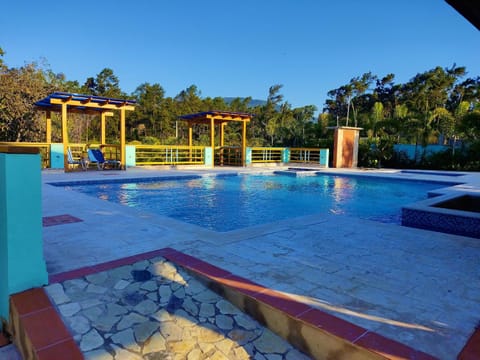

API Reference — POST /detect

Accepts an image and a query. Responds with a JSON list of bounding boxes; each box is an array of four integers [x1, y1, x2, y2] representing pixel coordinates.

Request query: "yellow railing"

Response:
[[135, 145, 204, 165], [290, 148, 322, 163], [0, 142, 51, 168], [251, 147, 285, 163]]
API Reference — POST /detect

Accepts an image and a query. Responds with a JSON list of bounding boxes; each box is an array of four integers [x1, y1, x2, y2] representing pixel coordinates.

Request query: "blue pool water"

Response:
[[61, 174, 450, 232]]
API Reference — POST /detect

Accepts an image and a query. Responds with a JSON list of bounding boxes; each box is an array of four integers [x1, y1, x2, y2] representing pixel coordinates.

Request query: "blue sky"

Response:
[[1, 1, 478, 110]]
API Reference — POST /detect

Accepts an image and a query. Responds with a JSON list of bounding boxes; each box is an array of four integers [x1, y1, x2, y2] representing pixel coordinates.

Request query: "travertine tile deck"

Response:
[[40, 167, 480, 359]]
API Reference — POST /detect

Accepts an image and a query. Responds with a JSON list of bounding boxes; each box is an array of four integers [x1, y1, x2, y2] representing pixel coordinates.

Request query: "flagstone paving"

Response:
[[45, 255, 310, 360]]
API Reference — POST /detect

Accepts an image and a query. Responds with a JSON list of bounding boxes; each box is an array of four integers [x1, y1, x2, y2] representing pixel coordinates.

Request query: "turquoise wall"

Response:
[[319, 149, 329, 167], [50, 143, 64, 169], [0, 153, 48, 328], [126, 145, 136, 167], [204, 147, 213, 167]]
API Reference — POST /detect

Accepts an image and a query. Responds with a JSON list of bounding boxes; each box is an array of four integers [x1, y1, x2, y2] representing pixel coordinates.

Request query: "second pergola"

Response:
[[178, 111, 252, 166]]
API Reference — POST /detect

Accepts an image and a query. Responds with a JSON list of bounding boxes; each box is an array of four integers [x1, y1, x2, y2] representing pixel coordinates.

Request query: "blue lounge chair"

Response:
[[87, 149, 121, 170], [67, 147, 87, 171]]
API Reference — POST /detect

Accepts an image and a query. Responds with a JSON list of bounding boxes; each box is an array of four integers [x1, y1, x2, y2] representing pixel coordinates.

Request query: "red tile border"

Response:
[[48, 248, 173, 283], [22, 307, 71, 351], [297, 307, 367, 342], [42, 214, 83, 227], [9, 287, 82, 359], [36, 338, 83, 360], [457, 327, 480, 360], [354, 331, 437, 360], [10, 288, 52, 316], [253, 288, 312, 318], [217, 274, 266, 297]]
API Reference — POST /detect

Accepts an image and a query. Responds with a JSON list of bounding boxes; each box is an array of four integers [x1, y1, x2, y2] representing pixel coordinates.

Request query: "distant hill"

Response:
[[223, 97, 267, 108]]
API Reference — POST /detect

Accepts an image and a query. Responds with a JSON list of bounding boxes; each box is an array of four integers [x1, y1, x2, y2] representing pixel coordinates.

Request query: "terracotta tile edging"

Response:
[[9, 288, 83, 359], [45, 247, 476, 360]]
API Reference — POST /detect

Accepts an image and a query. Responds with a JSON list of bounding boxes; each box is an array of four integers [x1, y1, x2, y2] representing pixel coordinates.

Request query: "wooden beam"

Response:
[[50, 98, 135, 111], [120, 108, 126, 170], [46, 110, 52, 144], [210, 116, 215, 150], [61, 103, 69, 172], [220, 123, 226, 147], [242, 120, 247, 167], [101, 113, 107, 145], [188, 124, 193, 147]]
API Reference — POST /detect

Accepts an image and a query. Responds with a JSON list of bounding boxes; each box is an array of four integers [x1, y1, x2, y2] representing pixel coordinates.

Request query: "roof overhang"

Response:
[[446, 0, 480, 30]]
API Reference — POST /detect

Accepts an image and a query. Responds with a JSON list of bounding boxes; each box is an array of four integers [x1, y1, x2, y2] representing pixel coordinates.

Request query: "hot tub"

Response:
[[402, 193, 480, 239]]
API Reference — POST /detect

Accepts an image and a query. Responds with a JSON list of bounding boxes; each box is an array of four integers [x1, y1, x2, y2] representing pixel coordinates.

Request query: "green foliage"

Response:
[[1, 45, 480, 170]]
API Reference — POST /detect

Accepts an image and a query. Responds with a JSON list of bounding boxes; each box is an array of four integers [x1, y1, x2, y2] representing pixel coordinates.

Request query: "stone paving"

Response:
[[45, 255, 311, 360], [40, 167, 480, 359]]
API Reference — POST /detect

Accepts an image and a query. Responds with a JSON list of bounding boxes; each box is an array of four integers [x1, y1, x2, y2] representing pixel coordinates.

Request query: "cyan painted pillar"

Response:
[[319, 149, 329, 168], [204, 147, 213, 167], [0, 149, 48, 330], [282, 148, 290, 163], [125, 145, 136, 168], [50, 143, 65, 169], [245, 147, 252, 166]]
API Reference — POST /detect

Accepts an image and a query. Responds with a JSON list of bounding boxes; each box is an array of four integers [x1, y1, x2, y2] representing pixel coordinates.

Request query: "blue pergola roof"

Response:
[[35, 92, 136, 114], [179, 111, 253, 124]]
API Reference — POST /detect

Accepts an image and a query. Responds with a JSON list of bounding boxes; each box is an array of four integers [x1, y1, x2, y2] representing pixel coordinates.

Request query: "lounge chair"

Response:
[[67, 147, 87, 171], [87, 149, 121, 170]]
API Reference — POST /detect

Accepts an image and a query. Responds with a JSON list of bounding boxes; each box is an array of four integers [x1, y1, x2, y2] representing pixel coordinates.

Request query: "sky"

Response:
[[1, 1, 479, 111]]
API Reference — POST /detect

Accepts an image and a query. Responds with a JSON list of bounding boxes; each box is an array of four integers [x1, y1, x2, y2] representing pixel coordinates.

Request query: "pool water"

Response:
[[63, 174, 448, 232]]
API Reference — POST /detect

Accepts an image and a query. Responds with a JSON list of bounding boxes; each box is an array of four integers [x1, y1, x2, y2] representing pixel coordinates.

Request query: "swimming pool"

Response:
[[61, 173, 450, 232]]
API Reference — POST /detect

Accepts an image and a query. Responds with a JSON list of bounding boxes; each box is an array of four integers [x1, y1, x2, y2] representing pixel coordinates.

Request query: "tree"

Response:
[[0, 62, 53, 141], [131, 83, 165, 138], [400, 66, 465, 161]]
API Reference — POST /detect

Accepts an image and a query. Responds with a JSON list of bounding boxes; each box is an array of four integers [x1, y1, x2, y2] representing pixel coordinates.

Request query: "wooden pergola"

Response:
[[178, 111, 252, 166], [35, 92, 136, 171]]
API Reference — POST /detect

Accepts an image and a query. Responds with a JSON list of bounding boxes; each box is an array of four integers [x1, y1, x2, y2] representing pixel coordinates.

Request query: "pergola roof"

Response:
[[35, 92, 136, 115], [179, 111, 253, 125]]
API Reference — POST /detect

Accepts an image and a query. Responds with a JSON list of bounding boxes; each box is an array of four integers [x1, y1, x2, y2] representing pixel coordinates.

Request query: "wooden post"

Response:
[[188, 124, 193, 162], [120, 108, 126, 170], [61, 103, 69, 171], [242, 120, 247, 166], [220, 123, 225, 147], [101, 112, 107, 145], [46, 110, 52, 144], [210, 117, 215, 150]]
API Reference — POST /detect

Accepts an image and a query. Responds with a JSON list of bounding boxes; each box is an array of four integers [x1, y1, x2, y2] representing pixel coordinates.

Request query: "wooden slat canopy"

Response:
[[178, 111, 252, 166], [35, 92, 136, 171]]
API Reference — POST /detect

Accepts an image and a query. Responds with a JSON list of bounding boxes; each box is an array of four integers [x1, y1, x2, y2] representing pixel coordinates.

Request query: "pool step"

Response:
[[274, 169, 319, 177]]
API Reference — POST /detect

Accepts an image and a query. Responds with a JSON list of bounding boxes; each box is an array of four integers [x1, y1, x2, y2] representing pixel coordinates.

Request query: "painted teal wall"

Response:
[[245, 147, 252, 165], [50, 143, 64, 169], [204, 147, 213, 167], [0, 153, 48, 329], [320, 149, 329, 167], [126, 145, 136, 167], [282, 148, 290, 163]]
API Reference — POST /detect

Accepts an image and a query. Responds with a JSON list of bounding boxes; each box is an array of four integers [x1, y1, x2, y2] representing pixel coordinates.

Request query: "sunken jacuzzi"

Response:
[[402, 194, 480, 239], [402, 193, 480, 239]]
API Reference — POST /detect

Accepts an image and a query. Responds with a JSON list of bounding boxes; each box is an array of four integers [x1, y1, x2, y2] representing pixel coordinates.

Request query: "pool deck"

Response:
[[39, 166, 480, 359]]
